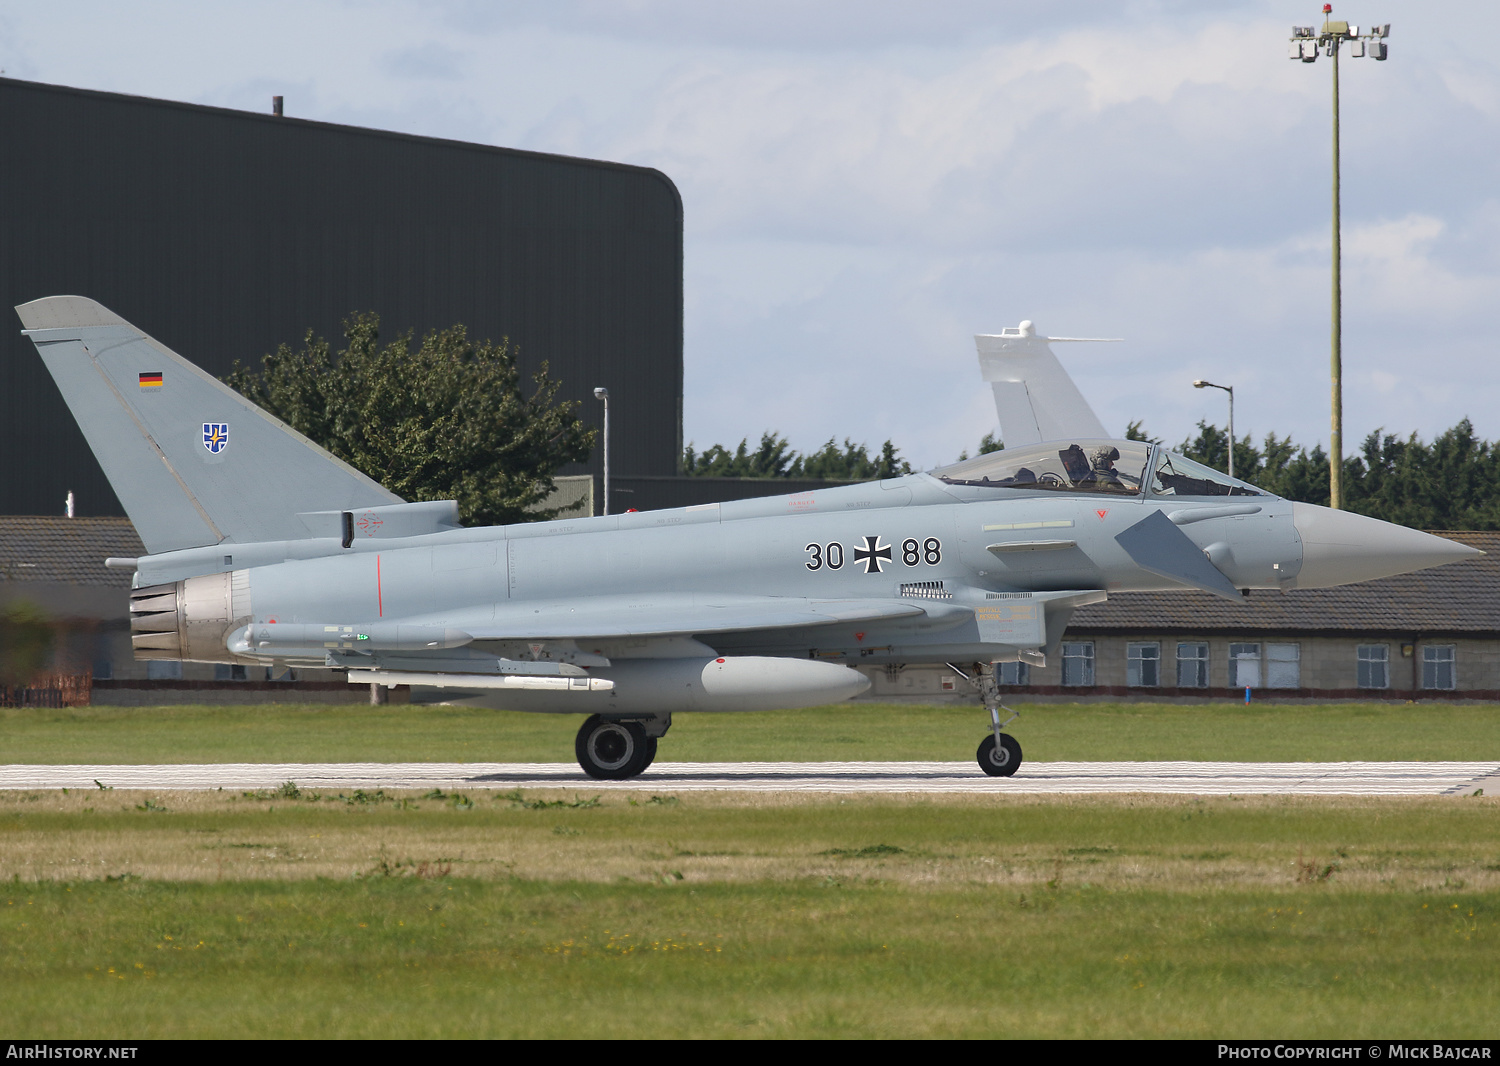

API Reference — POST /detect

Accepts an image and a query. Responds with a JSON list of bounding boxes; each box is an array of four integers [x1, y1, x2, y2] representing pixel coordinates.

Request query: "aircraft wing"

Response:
[[461, 594, 938, 642], [976, 322, 1116, 446]]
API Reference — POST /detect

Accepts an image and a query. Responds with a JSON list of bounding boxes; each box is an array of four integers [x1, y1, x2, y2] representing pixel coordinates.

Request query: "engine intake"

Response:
[[129, 570, 252, 663]]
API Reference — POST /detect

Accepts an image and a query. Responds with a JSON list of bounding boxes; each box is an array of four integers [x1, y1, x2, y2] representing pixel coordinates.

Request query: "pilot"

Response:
[[1090, 445, 1123, 487]]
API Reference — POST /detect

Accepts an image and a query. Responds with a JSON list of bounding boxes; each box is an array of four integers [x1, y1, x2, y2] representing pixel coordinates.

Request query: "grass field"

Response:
[[3, 700, 1498, 1037], [1, 788, 1497, 1037], [4, 698, 1500, 764]]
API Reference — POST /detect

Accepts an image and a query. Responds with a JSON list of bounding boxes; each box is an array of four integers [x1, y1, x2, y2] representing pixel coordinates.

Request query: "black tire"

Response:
[[575, 715, 651, 780], [639, 735, 659, 772], [976, 733, 1022, 777]]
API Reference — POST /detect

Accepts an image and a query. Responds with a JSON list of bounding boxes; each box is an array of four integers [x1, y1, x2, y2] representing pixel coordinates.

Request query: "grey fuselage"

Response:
[[140, 461, 1296, 669]]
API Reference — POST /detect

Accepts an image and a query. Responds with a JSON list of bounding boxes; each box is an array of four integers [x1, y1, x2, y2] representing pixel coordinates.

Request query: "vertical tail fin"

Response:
[[976, 321, 1118, 446], [16, 296, 402, 554]]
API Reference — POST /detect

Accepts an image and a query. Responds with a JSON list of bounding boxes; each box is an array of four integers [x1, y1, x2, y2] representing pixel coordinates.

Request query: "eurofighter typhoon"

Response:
[[17, 297, 1479, 779]]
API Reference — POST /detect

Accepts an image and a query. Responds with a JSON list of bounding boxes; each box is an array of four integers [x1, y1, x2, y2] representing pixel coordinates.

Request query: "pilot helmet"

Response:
[[1092, 445, 1120, 466]]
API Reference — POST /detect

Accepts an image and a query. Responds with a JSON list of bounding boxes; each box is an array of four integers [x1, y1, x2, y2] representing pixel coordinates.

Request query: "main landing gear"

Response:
[[574, 714, 670, 780], [951, 662, 1023, 777]]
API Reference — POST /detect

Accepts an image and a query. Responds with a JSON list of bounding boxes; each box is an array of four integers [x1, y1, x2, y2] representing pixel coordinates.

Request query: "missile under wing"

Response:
[[17, 296, 1481, 781]]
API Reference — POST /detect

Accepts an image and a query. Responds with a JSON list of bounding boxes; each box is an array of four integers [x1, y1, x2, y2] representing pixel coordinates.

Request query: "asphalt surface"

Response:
[[2, 760, 1496, 795]]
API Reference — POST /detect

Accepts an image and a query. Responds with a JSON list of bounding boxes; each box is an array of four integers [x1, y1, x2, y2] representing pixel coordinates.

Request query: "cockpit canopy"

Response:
[[931, 439, 1267, 498]]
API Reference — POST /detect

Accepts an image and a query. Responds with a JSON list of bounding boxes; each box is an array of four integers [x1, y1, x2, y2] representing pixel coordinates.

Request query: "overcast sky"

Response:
[[4, 1, 1497, 469]]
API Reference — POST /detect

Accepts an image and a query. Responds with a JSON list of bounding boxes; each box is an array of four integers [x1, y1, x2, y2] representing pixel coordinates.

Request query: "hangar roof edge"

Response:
[[0, 76, 682, 215]]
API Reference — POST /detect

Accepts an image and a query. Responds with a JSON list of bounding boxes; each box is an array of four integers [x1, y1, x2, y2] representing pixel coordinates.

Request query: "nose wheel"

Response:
[[976, 733, 1022, 777]]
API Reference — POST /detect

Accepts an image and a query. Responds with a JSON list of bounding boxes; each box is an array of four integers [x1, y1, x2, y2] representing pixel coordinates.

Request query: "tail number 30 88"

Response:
[[804, 538, 941, 571]]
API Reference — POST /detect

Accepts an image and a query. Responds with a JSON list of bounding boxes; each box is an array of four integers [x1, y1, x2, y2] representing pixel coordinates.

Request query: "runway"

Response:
[[3, 760, 1497, 796]]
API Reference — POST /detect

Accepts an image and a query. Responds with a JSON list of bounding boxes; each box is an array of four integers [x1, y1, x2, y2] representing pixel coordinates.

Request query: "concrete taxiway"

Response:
[[2, 761, 1496, 796]]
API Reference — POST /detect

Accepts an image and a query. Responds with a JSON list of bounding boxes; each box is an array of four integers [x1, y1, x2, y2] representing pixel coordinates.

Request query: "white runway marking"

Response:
[[2, 761, 1496, 796]]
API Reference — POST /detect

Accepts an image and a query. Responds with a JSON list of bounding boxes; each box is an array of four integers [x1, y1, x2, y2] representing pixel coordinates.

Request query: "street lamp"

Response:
[[1193, 380, 1236, 481], [593, 387, 610, 516], [1289, 6, 1390, 509]]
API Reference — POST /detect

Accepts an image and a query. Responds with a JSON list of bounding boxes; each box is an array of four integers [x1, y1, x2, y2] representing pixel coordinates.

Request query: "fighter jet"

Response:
[[17, 297, 1480, 780]]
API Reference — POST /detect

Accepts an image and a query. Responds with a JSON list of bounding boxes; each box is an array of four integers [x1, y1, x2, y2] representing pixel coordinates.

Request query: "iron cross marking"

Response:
[[853, 535, 893, 574]]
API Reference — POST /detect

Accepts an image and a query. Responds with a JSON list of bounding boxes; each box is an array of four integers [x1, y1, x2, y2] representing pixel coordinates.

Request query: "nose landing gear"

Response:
[[950, 662, 1024, 777]]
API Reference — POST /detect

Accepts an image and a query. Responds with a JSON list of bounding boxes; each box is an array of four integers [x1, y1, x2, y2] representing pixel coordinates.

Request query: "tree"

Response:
[[682, 432, 797, 477], [1342, 419, 1500, 530], [0, 601, 53, 689], [792, 438, 913, 479], [955, 432, 1003, 463], [1178, 421, 1330, 506], [682, 434, 913, 479], [225, 314, 595, 526]]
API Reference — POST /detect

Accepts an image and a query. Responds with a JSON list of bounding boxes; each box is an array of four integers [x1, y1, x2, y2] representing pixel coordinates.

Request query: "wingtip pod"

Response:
[[16, 295, 129, 332], [1290, 503, 1484, 588]]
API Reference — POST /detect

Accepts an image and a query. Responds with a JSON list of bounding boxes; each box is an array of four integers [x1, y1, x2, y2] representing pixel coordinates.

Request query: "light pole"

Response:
[[1193, 380, 1236, 482], [1289, 7, 1389, 509], [593, 387, 610, 516]]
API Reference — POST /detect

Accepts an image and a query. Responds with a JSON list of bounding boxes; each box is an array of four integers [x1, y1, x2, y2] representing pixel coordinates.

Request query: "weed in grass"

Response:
[[134, 799, 169, 813], [820, 844, 905, 858], [363, 856, 455, 880], [627, 795, 680, 807], [240, 782, 319, 802], [497, 789, 602, 810], [422, 790, 476, 810], [1294, 848, 1345, 884], [92, 780, 111, 791], [339, 789, 395, 806]]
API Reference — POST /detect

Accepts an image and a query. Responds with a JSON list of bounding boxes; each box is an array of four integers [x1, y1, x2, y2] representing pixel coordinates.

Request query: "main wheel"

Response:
[[638, 735, 659, 772], [575, 715, 652, 780], [976, 733, 1022, 777]]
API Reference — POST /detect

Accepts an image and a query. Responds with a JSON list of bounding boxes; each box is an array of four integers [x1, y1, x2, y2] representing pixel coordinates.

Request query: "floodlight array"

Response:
[[1289, 14, 1391, 62]]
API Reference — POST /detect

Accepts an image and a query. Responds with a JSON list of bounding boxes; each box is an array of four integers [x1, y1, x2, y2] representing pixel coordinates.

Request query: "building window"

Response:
[[1229, 643, 1262, 688], [1357, 644, 1390, 689], [146, 660, 182, 680], [997, 661, 1029, 686], [1266, 643, 1301, 689], [1422, 645, 1455, 691], [92, 659, 113, 681], [1127, 642, 1161, 687], [1061, 642, 1094, 687], [1177, 642, 1209, 687], [214, 664, 250, 682]]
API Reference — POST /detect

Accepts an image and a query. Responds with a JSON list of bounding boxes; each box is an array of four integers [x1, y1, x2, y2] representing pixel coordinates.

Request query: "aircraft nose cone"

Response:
[[1291, 503, 1483, 588]]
